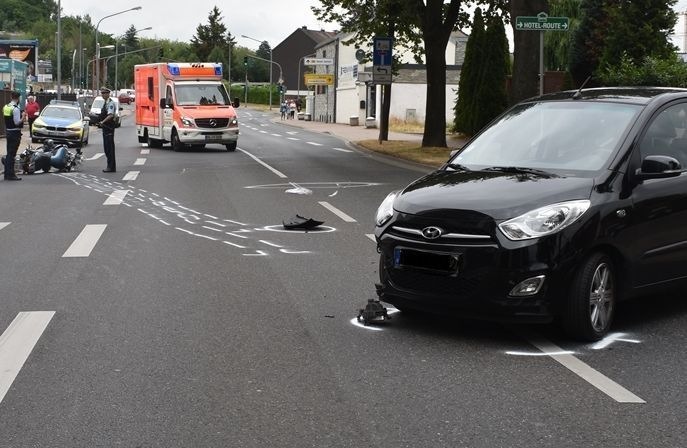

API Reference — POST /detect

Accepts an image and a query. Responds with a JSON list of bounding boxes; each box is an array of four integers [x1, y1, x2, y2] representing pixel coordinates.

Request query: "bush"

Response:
[[598, 53, 687, 87], [227, 83, 277, 105]]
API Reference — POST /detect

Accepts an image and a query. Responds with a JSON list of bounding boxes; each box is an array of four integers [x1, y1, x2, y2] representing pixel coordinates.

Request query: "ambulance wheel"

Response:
[[172, 130, 184, 152], [226, 142, 237, 152]]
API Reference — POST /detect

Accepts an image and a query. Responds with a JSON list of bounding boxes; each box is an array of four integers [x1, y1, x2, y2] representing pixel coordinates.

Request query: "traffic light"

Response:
[[243, 56, 248, 67]]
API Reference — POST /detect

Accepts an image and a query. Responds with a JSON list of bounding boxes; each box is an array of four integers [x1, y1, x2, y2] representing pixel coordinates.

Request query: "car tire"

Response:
[[172, 130, 184, 152], [225, 142, 237, 152], [563, 253, 616, 341]]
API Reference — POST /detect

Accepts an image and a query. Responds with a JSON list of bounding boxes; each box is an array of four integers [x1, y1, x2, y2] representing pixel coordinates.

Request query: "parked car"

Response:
[[374, 87, 687, 341], [88, 96, 121, 127], [31, 100, 89, 148], [118, 91, 132, 104]]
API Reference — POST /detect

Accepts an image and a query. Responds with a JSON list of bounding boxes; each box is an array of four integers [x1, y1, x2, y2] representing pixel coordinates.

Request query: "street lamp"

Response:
[[297, 53, 315, 101], [97, 45, 114, 87], [95, 6, 142, 91], [114, 26, 151, 92], [241, 34, 273, 110]]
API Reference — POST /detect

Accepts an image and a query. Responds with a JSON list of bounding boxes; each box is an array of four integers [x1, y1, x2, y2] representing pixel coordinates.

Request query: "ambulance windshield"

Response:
[[175, 83, 231, 106]]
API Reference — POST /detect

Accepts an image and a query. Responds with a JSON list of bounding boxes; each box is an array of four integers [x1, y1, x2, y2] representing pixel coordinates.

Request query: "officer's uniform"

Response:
[[99, 88, 117, 172], [2, 94, 24, 180]]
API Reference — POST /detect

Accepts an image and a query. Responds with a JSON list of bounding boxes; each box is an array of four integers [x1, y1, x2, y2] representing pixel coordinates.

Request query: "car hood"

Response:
[[37, 117, 82, 127], [395, 170, 595, 220]]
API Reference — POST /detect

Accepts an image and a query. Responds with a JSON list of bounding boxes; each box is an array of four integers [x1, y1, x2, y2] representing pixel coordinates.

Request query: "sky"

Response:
[[59, 0, 332, 50]]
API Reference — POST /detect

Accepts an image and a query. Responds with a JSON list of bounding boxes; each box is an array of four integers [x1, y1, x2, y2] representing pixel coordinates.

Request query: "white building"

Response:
[[308, 31, 468, 127]]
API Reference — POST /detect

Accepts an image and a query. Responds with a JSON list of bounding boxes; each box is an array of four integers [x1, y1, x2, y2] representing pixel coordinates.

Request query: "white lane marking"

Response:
[[133, 158, 146, 166], [140, 149, 150, 155], [306, 141, 323, 146], [366, 234, 376, 242], [237, 148, 288, 178], [223, 241, 246, 249], [85, 153, 104, 161], [0, 311, 55, 404], [271, 133, 282, 137], [286, 131, 298, 135], [318, 201, 357, 222], [62, 224, 107, 257], [591, 332, 642, 350], [103, 189, 130, 205], [0, 222, 9, 231], [527, 337, 645, 403], [333, 147, 353, 153], [123, 171, 140, 181], [260, 130, 268, 134], [287, 137, 300, 141]]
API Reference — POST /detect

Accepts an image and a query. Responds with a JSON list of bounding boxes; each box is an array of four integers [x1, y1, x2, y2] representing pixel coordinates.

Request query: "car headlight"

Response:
[[33, 121, 45, 129], [375, 191, 399, 226], [498, 200, 591, 241], [180, 116, 195, 127], [230, 118, 238, 126]]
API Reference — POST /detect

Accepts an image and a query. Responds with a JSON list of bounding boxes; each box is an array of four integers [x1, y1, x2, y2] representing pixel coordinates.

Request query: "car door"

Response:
[[625, 101, 687, 288]]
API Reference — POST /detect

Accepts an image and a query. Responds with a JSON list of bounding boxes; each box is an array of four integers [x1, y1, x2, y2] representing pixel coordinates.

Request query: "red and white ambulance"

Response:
[[134, 62, 239, 151]]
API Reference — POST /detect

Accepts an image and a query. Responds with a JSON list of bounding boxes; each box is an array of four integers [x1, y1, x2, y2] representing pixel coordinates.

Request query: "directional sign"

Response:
[[516, 12, 569, 31], [304, 58, 333, 66], [372, 66, 391, 84], [373, 36, 393, 85], [304, 73, 334, 86]]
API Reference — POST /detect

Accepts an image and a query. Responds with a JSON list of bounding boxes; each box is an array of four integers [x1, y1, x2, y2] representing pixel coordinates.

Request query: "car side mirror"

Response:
[[160, 98, 168, 108], [635, 155, 683, 181]]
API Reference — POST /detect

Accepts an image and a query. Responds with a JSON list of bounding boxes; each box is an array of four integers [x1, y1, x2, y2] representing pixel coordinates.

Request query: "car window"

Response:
[[453, 101, 642, 173], [639, 103, 687, 167]]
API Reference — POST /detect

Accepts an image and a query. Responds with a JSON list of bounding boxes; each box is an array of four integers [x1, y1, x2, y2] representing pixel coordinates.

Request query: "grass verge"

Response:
[[355, 140, 452, 167]]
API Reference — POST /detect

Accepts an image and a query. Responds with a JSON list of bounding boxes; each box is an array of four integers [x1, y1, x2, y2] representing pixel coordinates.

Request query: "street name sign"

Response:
[[516, 12, 569, 31], [304, 58, 333, 66]]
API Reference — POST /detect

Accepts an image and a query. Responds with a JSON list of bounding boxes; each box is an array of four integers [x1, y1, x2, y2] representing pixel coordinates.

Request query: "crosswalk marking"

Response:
[[103, 189, 129, 205], [62, 224, 107, 257], [0, 222, 9, 231], [0, 311, 56, 404], [134, 158, 146, 166], [123, 171, 140, 181], [140, 149, 150, 155]]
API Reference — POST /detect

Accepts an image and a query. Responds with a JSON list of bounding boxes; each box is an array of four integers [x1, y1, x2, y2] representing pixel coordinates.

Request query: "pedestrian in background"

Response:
[[25, 95, 40, 138], [280, 101, 287, 120], [288, 100, 296, 119], [2, 91, 26, 181], [98, 87, 117, 172]]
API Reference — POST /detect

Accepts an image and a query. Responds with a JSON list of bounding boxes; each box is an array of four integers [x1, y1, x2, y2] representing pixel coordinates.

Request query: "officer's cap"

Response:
[[100, 87, 111, 94]]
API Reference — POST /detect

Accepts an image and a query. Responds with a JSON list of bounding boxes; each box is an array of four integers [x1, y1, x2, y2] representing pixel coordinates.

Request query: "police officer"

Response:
[[3, 91, 26, 181], [98, 87, 117, 172]]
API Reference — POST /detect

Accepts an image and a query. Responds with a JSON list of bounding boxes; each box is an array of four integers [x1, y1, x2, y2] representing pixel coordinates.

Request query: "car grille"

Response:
[[46, 126, 67, 132], [195, 118, 229, 128], [387, 210, 497, 244]]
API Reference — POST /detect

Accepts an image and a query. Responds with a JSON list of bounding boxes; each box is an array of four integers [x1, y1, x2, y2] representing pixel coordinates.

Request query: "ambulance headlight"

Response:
[[180, 116, 195, 127]]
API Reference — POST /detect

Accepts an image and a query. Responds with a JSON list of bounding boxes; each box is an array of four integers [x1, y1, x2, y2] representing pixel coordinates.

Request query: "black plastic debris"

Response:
[[357, 298, 390, 325], [282, 214, 324, 230]]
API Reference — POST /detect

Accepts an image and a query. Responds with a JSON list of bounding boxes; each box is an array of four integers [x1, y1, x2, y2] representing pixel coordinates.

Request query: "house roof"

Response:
[[274, 27, 338, 51]]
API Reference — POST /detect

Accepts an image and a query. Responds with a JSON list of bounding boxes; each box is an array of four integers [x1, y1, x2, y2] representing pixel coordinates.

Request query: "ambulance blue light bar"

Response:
[[166, 63, 223, 77]]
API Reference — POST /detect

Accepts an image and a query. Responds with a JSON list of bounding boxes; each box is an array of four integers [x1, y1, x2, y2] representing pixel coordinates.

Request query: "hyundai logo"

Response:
[[421, 226, 443, 239], [209, 119, 217, 128]]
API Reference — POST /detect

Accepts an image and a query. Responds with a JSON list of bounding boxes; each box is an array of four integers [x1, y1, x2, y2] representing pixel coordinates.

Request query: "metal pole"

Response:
[[115, 40, 118, 92], [95, 7, 142, 91], [78, 21, 82, 90], [57, 0, 62, 99], [71, 49, 76, 90], [244, 71, 248, 105], [269, 48, 272, 110], [539, 30, 544, 96]]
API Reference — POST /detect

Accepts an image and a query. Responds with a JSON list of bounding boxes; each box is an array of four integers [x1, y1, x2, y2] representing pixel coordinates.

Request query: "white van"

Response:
[[88, 96, 121, 127]]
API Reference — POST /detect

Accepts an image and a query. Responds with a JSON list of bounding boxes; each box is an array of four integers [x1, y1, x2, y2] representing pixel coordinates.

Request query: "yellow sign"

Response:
[[304, 73, 334, 86]]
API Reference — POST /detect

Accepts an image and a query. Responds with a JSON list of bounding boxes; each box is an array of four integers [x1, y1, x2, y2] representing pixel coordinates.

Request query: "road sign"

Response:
[[373, 36, 393, 85], [304, 73, 334, 86], [304, 58, 333, 66], [372, 66, 391, 84], [515, 12, 569, 31]]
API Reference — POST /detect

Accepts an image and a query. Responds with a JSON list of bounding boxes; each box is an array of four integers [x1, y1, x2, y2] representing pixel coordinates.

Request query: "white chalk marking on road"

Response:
[[271, 133, 282, 137], [366, 234, 376, 242], [226, 232, 249, 239], [350, 308, 399, 331], [196, 233, 218, 241], [527, 336, 645, 403], [306, 141, 323, 146], [506, 350, 576, 356], [123, 171, 139, 181], [279, 249, 312, 254], [224, 219, 248, 226], [243, 250, 269, 256], [205, 220, 226, 228], [159, 220, 171, 226], [287, 137, 300, 141], [258, 240, 282, 248], [175, 227, 194, 235], [318, 201, 357, 222], [140, 149, 150, 155], [0, 311, 56, 404], [260, 130, 268, 134], [133, 158, 146, 166], [85, 153, 104, 161], [285, 182, 312, 195], [237, 148, 288, 178], [103, 189, 129, 205], [333, 147, 353, 153], [204, 214, 219, 219], [591, 332, 642, 350], [286, 131, 298, 135], [223, 241, 246, 249], [62, 224, 107, 258], [0, 222, 10, 231], [202, 226, 223, 233]]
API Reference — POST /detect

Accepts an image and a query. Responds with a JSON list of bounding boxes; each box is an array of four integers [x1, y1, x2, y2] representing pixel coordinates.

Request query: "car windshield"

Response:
[[43, 106, 81, 121], [451, 101, 642, 173], [175, 83, 230, 106], [91, 98, 104, 109]]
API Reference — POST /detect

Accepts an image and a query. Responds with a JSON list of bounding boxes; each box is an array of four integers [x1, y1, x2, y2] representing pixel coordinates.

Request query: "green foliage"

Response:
[[544, 0, 582, 71], [454, 8, 485, 135], [597, 53, 687, 87], [190, 6, 236, 80], [228, 83, 278, 105], [569, 0, 606, 86]]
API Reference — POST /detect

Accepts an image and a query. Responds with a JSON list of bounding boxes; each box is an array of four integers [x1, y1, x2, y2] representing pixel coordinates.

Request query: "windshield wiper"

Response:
[[482, 166, 557, 177], [445, 162, 472, 172]]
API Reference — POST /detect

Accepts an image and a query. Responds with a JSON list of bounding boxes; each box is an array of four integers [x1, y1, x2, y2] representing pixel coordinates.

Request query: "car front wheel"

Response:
[[563, 253, 616, 341]]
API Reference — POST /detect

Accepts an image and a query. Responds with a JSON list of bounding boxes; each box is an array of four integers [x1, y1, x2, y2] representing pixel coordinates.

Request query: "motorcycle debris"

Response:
[[282, 214, 324, 230], [357, 298, 391, 326]]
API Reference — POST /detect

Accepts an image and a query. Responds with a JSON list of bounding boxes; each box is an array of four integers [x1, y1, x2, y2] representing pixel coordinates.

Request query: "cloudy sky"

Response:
[[59, 0, 332, 50]]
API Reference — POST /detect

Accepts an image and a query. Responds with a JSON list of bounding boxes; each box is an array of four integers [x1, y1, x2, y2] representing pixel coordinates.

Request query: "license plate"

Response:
[[205, 135, 222, 141], [394, 247, 460, 274]]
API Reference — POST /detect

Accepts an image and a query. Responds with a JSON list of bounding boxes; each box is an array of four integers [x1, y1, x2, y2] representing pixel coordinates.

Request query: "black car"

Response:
[[374, 87, 687, 341]]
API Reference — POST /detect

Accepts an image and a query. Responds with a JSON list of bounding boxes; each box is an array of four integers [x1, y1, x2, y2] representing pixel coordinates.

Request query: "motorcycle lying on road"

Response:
[[1, 139, 82, 174]]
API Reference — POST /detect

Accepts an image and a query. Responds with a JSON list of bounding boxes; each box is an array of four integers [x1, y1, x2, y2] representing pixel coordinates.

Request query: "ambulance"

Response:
[[134, 62, 239, 151]]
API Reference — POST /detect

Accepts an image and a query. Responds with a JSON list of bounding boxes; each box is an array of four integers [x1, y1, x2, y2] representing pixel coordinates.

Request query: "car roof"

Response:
[[529, 87, 687, 105]]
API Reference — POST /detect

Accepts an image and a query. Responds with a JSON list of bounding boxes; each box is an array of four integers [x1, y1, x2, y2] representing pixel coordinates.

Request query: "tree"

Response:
[[544, 0, 582, 71], [569, 0, 607, 86], [190, 6, 236, 78], [454, 8, 486, 135], [510, 0, 548, 103]]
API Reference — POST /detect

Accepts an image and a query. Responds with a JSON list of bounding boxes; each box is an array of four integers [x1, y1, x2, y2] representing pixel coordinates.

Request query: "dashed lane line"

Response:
[[306, 141, 323, 146], [333, 147, 354, 153], [366, 234, 376, 242], [123, 171, 140, 181], [134, 158, 146, 166], [103, 189, 130, 205], [237, 148, 288, 178], [0, 311, 56, 404], [62, 224, 107, 257], [0, 222, 9, 231], [140, 149, 150, 155], [318, 201, 357, 223]]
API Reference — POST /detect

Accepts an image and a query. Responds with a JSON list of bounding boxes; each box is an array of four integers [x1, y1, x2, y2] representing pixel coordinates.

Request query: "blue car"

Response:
[[32, 100, 90, 149]]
